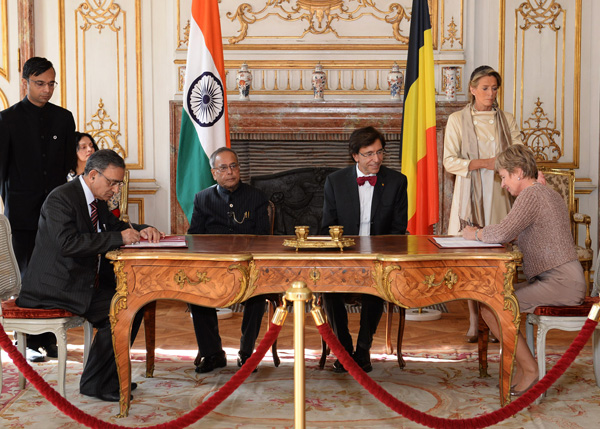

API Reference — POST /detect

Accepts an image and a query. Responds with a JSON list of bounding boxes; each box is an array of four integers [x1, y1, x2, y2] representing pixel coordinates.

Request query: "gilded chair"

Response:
[[0, 214, 92, 397], [540, 168, 593, 294]]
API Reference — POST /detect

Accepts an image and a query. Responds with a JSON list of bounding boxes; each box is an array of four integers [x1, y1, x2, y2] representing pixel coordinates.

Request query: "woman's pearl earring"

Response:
[[517, 177, 521, 181]]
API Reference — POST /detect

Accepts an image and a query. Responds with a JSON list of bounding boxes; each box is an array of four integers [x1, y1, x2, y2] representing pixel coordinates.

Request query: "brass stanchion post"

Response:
[[284, 281, 312, 429]]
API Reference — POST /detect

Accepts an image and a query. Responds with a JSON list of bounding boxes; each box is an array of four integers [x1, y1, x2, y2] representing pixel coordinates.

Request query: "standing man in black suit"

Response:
[[187, 147, 271, 373], [0, 57, 76, 360], [321, 126, 408, 373], [17, 149, 163, 401]]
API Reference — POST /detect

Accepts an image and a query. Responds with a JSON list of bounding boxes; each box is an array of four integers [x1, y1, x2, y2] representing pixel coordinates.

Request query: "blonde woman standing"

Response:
[[443, 66, 538, 342]]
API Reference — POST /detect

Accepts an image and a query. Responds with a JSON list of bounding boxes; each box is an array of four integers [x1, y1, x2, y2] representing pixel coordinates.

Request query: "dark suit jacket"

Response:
[[0, 97, 76, 230], [17, 179, 147, 315], [188, 182, 270, 235], [321, 165, 408, 235]]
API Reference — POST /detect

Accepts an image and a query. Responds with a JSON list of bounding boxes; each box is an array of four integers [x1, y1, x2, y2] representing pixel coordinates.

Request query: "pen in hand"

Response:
[[128, 220, 141, 244]]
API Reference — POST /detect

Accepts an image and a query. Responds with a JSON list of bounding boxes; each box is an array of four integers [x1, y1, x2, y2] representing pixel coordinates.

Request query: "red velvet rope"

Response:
[[318, 318, 598, 429], [0, 322, 281, 429], [2, 316, 597, 428]]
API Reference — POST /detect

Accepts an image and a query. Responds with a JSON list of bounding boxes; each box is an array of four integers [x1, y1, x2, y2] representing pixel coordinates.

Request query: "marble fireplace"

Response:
[[169, 100, 464, 234]]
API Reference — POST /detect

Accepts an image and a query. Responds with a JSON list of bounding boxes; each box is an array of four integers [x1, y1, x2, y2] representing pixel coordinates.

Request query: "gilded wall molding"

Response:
[[127, 197, 145, 224], [73, 0, 144, 169], [521, 98, 561, 161], [177, 0, 438, 51], [226, 0, 411, 44], [0, 88, 8, 109], [440, 0, 463, 50], [499, 0, 581, 168], [86, 99, 124, 156], [0, 0, 9, 81]]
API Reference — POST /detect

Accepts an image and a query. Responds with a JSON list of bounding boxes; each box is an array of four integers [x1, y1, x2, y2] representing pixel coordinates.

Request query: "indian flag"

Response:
[[177, 0, 230, 222], [400, 0, 439, 235]]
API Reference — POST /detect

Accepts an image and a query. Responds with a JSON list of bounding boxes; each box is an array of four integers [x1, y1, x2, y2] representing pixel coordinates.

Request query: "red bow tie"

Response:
[[357, 176, 377, 186]]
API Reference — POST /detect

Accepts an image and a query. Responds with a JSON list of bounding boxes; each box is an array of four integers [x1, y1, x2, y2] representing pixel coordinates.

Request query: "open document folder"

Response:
[[429, 236, 503, 248], [121, 235, 188, 248]]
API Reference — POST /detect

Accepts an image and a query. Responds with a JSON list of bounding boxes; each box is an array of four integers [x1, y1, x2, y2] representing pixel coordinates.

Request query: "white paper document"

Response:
[[121, 235, 188, 248], [430, 237, 503, 248]]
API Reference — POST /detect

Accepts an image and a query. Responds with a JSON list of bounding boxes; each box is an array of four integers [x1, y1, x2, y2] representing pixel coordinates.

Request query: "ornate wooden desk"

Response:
[[107, 235, 519, 417]]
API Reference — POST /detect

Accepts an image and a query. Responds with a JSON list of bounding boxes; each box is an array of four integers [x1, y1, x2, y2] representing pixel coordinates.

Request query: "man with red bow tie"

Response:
[[320, 126, 408, 373]]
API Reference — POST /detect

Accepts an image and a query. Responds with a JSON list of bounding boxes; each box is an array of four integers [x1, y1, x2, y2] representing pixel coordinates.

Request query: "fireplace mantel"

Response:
[[170, 99, 466, 233], [227, 100, 462, 140]]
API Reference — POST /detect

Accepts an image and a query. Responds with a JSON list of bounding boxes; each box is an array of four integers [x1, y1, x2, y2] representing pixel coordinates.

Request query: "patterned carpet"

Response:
[[0, 346, 598, 428]]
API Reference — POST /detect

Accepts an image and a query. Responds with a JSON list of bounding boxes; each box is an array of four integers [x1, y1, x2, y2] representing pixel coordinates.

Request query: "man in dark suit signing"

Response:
[[188, 147, 271, 373], [321, 126, 408, 373], [16, 149, 163, 401]]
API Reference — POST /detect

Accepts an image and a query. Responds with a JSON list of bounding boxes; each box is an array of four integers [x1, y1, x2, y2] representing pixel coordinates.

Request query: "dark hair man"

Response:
[[321, 126, 408, 373], [187, 147, 271, 373], [0, 57, 77, 360], [16, 149, 164, 401]]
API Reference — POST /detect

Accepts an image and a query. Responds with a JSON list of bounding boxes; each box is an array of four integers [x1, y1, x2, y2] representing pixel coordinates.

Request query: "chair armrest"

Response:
[[572, 212, 592, 251]]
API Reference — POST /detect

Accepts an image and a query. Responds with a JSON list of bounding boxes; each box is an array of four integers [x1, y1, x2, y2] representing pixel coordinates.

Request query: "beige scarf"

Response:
[[458, 104, 513, 229]]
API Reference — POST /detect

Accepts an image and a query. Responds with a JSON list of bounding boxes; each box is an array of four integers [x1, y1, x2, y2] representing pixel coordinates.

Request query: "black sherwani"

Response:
[[188, 182, 270, 357], [320, 165, 408, 354], [17, 178, 148, 396], [0, 97, 76, 276]]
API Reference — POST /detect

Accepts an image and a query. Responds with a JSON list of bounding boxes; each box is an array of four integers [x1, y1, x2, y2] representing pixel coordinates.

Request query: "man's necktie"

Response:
[[90, 200, 100, 288], [356, 176, 377, 186], [90, 200, 98, 231]]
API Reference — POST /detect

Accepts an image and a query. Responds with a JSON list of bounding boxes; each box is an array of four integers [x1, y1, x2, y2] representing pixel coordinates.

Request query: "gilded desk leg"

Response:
[[110, 260, 133, 418], [497, 260, 520, 407], [110, 300, 133, 417], [498, 308, 519, 406]]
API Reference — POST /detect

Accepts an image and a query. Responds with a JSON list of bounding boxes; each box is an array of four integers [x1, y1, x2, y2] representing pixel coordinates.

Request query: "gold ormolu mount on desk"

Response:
[[283, 225, 355, 252]]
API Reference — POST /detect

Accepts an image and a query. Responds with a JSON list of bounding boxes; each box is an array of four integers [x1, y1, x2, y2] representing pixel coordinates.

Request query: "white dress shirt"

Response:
[[356, 164, 375, 236]]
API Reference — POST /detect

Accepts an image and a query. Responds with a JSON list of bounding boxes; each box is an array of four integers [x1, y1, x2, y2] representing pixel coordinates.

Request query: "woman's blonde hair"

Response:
[[468, 65, 502, 106], [495, 144, 538, 179]]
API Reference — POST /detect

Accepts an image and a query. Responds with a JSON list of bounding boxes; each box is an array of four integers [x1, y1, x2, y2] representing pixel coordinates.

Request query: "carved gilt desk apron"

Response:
[[106, 234, 519, 417]]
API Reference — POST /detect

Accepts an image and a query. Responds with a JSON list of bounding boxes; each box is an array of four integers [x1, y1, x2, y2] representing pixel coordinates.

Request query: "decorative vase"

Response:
[[444, 67, 457, 101], [311, 63, 326, 100], [236, 63, 252, 100], [387, 62, 404, 100]]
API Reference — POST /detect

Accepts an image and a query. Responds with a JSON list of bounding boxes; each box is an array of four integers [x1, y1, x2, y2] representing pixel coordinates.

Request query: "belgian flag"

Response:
[[400, 0, 439, 235]]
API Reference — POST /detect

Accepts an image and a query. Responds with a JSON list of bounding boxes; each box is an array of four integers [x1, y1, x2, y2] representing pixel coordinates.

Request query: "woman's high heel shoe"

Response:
[[510, 377, 539, 397]]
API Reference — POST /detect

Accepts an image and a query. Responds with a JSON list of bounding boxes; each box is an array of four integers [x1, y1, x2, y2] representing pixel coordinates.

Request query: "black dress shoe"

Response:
[[82, 391, 133, 402], [237, 351, 258, 373], [195, 351, 227, 373], [352, 350, 373, 373], [43, 343, 59, 358], [332, 359, 347, 373]]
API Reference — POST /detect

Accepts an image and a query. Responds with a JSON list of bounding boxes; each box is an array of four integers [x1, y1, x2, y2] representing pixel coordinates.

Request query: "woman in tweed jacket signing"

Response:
[[462, 144, 586, 397]]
